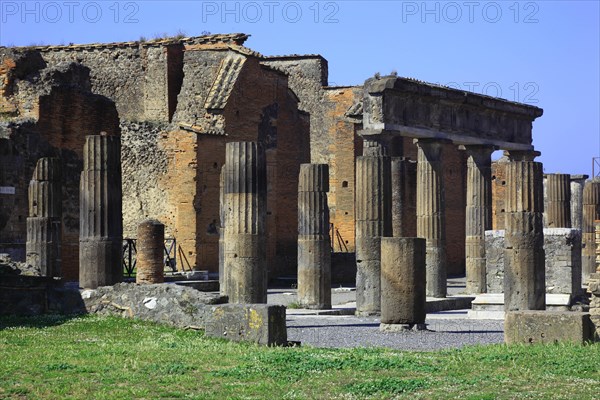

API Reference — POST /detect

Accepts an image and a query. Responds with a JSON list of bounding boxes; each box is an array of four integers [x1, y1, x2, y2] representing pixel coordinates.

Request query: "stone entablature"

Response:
[[361, 76, 543, 149]]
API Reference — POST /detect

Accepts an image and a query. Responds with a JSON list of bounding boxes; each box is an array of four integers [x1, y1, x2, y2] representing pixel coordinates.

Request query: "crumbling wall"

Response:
[[0, 62, 120, 281]]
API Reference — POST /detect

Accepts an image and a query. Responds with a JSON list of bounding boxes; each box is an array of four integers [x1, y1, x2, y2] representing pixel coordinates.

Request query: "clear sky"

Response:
[[1, 1, 599, 176]]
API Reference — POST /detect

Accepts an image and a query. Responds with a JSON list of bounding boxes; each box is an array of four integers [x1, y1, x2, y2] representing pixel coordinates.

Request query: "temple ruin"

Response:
[[1, 33, 598, 316]]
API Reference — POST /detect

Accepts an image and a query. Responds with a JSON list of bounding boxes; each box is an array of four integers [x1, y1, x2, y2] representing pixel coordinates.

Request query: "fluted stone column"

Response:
[[416, 139, 447, 298], [79, 134, 123, 289], [463, 145, 494, 294], [219, 165, 227, 296], [570, 175, 588, 230], [546, 173, 571, 228], [297, 164, 331, 309], [355, 139, 391, 315], [136, 219, 164, 284], [391, 157, 417, 238], [503, 151, 545, 311], [380, 237, 426, 328], [26, 157, 62, 277], [583, 180, 600, 282], [223, 142, 267, 304]]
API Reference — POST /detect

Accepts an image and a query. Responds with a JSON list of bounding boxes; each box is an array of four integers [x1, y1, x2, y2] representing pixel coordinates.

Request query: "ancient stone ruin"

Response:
[[1, 33, 599, 344]]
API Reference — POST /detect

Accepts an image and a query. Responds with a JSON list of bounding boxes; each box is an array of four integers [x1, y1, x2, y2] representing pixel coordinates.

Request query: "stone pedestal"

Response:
[[391, 157, 417, 238], [380, 237, 426, 326], [223, 142, 267, 304], [79, 135, 123, 289], [26, 158, 62, 277], [582, 180, 600, 282], [416, 139, 447, 298], [297, 164, 331, 309], [570, 174, 588, 230], [503, 154, 545, 311], [136, 220, 165, 284], [355, 140, 391, 315], [463, 145, 494, 294], [545, 173, 571, 228]]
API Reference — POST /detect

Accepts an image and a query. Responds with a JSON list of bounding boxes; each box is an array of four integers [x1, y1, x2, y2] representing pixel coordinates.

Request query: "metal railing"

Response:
[[122, 238, 178, 277]]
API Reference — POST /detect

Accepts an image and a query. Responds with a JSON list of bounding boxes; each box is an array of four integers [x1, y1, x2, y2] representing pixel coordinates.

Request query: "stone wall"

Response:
[[485, 228, 582, 297], [0, 62, 120, 280]]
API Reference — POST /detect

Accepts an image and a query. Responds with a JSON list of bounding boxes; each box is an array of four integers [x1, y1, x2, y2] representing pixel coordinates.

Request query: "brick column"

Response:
[[297, 163, 331, 309], [355, 139, 391, 315], [136, 219, 165, 284], [504, 151, 545, 311], [223, 142, 267, 303], [463, 145, 494, 294], [391, 157, 417, 238], [570, 174, 588, 230], [546, 173, 571, 228], [582, 180, 600, 282], [79, 134, 123, 289], [416, 139, 447, 298], [26, 157, 62, 277]]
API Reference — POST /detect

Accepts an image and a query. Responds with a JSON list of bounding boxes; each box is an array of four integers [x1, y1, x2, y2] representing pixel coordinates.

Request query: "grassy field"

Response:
[[0, 315, 599, 399]]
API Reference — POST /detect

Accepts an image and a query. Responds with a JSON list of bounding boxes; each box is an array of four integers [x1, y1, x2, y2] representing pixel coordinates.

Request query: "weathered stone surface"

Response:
[[380, 237, 426, 325], [486, 228, 582, 298], [391, 157, 417, 238], [582, 180, 600, 282], [204, 304, 287, 346], [588, 273, 600, 340], [463, 145, 493, 294], [570, 174, 588, 230], [79, 134, 123, 289], [223, 142, 267, 303], [26, 157, 62, 277], [416, 139, 447, 298], [545, 173, 571, 228], [297, 164, 331, 309], [504, 212, 545, 311], [82, 282, 227, 328], [355, 145, 391, 315], [136, 219, 165, 284], [503, 157, 545, 311], [504, 311, 594, 344]]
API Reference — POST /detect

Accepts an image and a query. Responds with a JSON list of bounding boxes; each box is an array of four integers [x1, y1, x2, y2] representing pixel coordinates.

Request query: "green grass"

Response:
[[0, 315, 599, 399]]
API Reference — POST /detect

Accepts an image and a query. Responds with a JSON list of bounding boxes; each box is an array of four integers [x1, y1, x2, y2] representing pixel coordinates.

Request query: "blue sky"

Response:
[[1, 1, 599, 176]]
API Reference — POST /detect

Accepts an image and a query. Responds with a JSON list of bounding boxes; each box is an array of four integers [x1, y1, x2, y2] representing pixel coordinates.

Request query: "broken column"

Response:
[[380, 237, 426, 329], [26, 157, 62, 277], [223, 142, 267, 304], [415, 139, 447, 298], [504, 151, 545, 311], [136, 219, 165, 284], [463, 145, 494, 294], [546, 173, 571, 228], [391, 157, 417, 238], [355, 139, 391, 315], [79, 134, 123, 289], [583, 179, 600, 281], [297, 163, 331, 309], [570, 174, 588, 230]]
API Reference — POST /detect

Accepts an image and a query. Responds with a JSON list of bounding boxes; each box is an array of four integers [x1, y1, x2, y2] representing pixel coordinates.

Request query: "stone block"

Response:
[[205, 304, 287, 346], [504, 311, 594, 344]]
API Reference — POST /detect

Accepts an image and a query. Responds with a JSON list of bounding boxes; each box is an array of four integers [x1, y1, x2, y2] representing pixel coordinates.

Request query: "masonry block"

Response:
[[504, 311, 594, 344], [205, 304, 287, 346]]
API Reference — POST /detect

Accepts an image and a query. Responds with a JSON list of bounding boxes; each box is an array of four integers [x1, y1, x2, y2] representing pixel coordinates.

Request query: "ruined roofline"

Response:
[[367, 75, 543, 118], [324, 85, 362, 90], [264, 54, 326, 62], [2, 33, 250, 52]]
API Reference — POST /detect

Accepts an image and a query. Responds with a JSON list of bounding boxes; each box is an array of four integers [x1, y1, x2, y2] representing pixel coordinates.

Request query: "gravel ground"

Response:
[[286, 313, 504, 350], [268, 277, 505, 350]]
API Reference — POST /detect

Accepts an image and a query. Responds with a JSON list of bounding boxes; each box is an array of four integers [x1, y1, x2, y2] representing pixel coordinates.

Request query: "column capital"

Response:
[[363, 137, 390, 156], [504, 149, 541, 162]]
